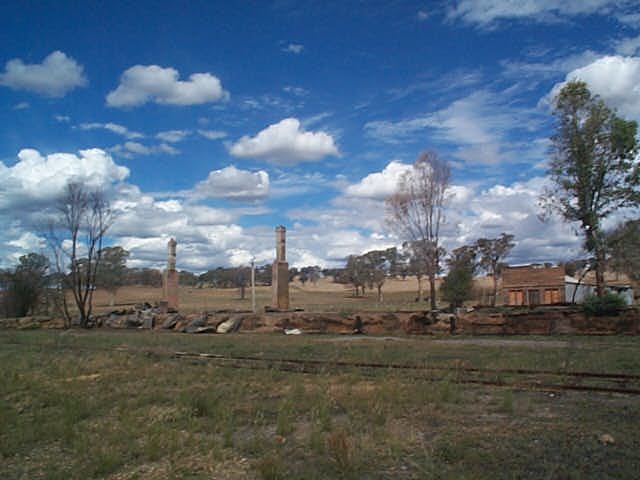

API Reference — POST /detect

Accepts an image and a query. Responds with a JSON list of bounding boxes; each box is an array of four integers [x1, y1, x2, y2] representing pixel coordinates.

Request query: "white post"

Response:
[[251, 258, 256, 313]]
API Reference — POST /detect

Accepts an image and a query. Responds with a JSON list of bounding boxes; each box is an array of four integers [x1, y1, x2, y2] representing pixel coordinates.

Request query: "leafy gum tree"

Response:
[[476, 233, 515, 306], [95, 246, 129, 306], [542, 80, 639, 296], [2, 253, 49, 317], [441, 245, 477, 310], [362, 247, 397, 302], [606, 219, 640, 283]]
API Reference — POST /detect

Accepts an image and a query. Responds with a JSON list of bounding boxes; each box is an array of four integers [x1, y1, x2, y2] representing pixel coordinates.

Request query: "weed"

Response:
[[436, 377, 461, 405], [221, 410, 235, 448], [185, 391, 219, 418], [276, 400, 294, 436], [256, 454, 287, 480], [369, 398, 388, 426], [310, 397, 332, 431], [326, 428, 355, 475], [88, 446, 124, 477], [499, 389, 514, 414], [309, 425, 325, 454]]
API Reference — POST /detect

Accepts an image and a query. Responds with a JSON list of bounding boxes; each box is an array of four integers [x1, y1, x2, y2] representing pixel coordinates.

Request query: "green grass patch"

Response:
[[1, 330, 640, 479]]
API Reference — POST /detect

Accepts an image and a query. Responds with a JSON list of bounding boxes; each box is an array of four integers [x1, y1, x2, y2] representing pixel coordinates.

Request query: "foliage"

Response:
[[386, 150, 450, 309], [582, 292, 627, 316], [542, 80, 639, 296], [125, 267, 162, 287], [440, 245, 477, 310], [606, 219, 640, 282], [561, 259, 590, 278], [400, 240, 443, 302], [234, 266, 251, 299], [1, 253, 49, 317], [342, 248, 397, 300], [298, 265, 322, 285], [199, 265, 271, 288], [362, 247, 397, 302], [344, 254, 367, 296], [95, 246, 129, 304], [476, 233, 515, 306], [178, 270, 199, 286]]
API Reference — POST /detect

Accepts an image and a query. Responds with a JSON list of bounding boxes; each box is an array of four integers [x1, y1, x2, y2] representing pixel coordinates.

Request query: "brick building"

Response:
[[502, 265, 565, 306]]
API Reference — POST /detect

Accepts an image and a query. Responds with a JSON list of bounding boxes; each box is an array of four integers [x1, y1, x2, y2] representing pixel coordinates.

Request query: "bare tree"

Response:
[[386, 151, 450, 310], [48, 182, 113, 327]]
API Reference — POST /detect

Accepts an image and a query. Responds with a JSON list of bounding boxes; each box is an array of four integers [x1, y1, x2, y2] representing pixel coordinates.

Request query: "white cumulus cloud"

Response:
[[0, 51, 87, 97], [106, 65, 228, 107], [344, 161, 412, 199], [193, 165, 269, 201], [0, 148, 129, 212], [548, 55, 640, 118], [229, 117, 339, 165]]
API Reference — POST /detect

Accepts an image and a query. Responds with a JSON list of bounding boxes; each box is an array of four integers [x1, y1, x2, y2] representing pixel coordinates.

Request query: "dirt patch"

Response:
[[322, 335, 410, 342], [434, 338, 569, 348]]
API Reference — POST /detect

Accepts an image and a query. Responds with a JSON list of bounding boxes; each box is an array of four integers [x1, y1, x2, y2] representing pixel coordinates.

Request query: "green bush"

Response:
[[582, 292, 626, 316]]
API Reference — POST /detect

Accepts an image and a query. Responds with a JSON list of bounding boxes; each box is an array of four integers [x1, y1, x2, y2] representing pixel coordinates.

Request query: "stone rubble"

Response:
[[1, 304, 637, 335]]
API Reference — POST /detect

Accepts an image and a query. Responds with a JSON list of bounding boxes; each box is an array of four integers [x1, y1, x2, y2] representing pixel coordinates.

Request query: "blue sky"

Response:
[[1, 1, 640, 271]]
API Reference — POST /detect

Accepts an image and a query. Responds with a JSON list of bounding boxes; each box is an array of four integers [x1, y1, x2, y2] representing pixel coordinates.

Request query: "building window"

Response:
[[544, 288, 560, 304], [508, 290, 524, 305], [528, 290, 540, 305]]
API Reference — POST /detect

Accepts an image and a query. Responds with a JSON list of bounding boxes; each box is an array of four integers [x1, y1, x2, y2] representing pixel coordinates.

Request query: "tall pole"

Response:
[[251, 257, 256, 313]]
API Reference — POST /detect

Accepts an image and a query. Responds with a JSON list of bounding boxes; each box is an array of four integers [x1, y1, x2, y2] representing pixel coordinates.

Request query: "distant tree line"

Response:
[[331, 233, 516, 310]]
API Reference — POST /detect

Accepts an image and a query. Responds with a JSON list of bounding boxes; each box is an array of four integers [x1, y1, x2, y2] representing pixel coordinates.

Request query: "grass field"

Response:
[[2, 330, 640, 479], [89, 276, 497, 315]]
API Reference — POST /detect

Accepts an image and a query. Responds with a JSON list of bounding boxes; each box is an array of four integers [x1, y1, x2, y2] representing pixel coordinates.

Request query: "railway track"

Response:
[[172, 351, 640, 396], [3, 338, 640, 395]]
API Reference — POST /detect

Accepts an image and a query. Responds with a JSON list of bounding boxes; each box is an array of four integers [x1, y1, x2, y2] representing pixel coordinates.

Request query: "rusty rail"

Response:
[[172, 351, 640, 396], [3, 338, 639, 395]]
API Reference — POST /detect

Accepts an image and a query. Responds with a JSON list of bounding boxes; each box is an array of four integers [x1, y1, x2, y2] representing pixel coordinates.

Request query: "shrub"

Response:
[[582, 292, 626, 316]]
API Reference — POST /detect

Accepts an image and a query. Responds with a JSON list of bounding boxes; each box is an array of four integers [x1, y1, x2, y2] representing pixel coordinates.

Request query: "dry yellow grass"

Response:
[[86, 275, 499, 314]]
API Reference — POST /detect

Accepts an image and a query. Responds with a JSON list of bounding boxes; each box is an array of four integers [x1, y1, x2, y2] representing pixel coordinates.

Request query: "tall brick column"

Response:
[[163, 238, 179, 311], [272, 226, 290, 310]]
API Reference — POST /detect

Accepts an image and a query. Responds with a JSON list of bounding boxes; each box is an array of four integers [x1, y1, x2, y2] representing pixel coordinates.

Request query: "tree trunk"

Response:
[[429, 274, 437, 311], [416, 276, 423, 302], [595, 248, 606, 297], [109, 290, 116, 307], [377, 285, 383, 303], [491, 274, 498, 306]]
